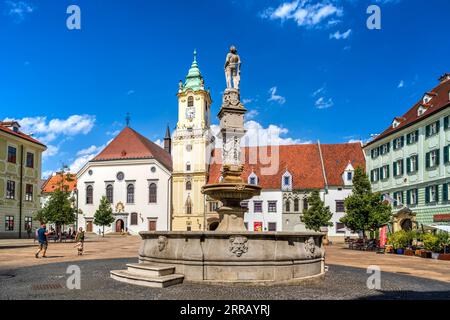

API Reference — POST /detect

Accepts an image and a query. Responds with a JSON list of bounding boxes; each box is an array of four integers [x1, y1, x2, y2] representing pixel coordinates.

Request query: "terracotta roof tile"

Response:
[[92, 127, 172, 170], [42, 174, 77, 193], [0, 124, 46, 147], [208, 143, 364, 189]]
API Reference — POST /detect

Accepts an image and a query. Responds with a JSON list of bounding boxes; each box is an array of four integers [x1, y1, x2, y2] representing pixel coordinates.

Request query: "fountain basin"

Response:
[[138, 231, 325, 283]]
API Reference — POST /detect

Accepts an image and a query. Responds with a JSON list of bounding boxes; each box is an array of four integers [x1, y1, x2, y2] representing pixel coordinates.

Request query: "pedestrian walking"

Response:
[[35, 223, 50, 258], [26, 224, 32, 239]]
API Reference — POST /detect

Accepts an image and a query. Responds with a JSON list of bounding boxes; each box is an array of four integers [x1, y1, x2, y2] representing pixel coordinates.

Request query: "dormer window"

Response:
[[418, 105, 427, 116], [347, 172, 353, 181], [248, 172, 258, 185], [342, 162, 355, 185], [281, 170, 293, 191], [392, 119, 400, 129], [423, 94, 432, 104]]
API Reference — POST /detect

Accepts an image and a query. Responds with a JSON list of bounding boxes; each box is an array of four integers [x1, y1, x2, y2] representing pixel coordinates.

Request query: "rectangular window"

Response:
[[393, 191, 403, 207], [25, 184, 33, 202], [240, 201, 249, 209], [407, 155, 419, 173], [444, 145, 450, 164], [303, 199, 308, 211], [380, 143, 390, 155], [393, 159, 404, 177], [25, 216, 33, 230], [6, 180, 15, 199], [7, 146, 17, 163], [426, 150, 440, 168], [335, 200, 345, 213], [268, 222, 277, 232], [426, 121, 440, 137], [347, 172, 353, 181], [426, 185, 439, 204], [371, 169, 379, 182], [268, 201, 277, 213], [444, 116, 450, 130], [254, 201, 263, 213], [371, 148, 379, 159], [380, 165, 390, 180], [249, 177, 257, 185], [284, 176, 290, 186], [26, 152, 34, 168], [393, 137, 404, 150], [148, 220, 157, 231], [407, 130, 419, 145], [5, 216, 14, 231]]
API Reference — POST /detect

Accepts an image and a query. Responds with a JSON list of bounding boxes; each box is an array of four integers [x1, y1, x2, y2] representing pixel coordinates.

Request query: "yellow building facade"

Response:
[[0, 122, 46, 238], [171, 52, 217, 231]]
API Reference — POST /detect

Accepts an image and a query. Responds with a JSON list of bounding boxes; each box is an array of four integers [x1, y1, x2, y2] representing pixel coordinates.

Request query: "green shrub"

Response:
[[387, 230, 411, 249], [423, 233, 441, 252]]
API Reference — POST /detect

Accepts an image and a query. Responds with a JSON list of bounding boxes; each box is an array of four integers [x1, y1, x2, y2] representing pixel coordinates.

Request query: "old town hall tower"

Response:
[[171, 51, 215, 231]]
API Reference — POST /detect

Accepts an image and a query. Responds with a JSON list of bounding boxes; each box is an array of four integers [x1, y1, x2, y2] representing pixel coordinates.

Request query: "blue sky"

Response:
[[1, 0, 449, 177]]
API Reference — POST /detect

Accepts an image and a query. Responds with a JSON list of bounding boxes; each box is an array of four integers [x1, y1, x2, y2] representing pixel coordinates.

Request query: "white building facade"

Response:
[[77, 127, 172, 235]]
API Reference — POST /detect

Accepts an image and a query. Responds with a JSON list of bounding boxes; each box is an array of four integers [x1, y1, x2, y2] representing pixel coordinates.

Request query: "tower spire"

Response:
[[164, 124, 172, 154]]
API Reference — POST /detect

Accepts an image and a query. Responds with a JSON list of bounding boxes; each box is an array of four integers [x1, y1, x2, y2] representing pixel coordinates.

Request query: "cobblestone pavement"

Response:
[[0, 258, 449, 300]]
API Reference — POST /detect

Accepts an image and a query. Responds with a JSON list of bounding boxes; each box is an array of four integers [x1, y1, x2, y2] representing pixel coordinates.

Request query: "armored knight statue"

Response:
[[224, 46, 241, 90]]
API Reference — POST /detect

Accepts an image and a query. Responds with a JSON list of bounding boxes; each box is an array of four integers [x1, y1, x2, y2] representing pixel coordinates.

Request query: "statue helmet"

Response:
[[230, 45, 237, 53]]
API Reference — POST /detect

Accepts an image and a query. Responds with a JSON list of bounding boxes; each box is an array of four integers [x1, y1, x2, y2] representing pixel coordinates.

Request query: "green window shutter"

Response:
[[406, 157, 411, 173], [436, 121, 441, 132], [401, 159, 404, 175], [445, 146, 449, 164], [436, 186, 439, 203], [370, 170, 374, 182], [379, 167, 383, 180], [445, 117, 449, 130], [426, 152, 430, 168], [415, 189, 419, 205], [406, 133, 410, 145], [393, 192, 398, 207], [393, 162, 397, 176], [415, 155, 419, 171], [387, 143, 390, 153], [443, 184, 448, 202], [386, 165, 390, 178], [437, 149, 441, 166], [425, 187, 430, 203], [426, 125, 430, 137], [401, 136, 405, 147], [406, 190, 411, 205]]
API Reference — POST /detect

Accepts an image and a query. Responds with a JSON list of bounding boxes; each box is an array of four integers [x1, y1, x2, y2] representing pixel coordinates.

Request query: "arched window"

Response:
[[127, 184, 135, 204], [185, 195, 192, 215], [86, 185, 93, 204], [294, 198, 299, 212], [285, 200, 291, 212], [106, 184, 113, 204], [149, 183, 157, 203], [130, 212, 138, 225], [188, 96, 194, 107], [186, 162, 191, 171], [186, 180, 192, 190]]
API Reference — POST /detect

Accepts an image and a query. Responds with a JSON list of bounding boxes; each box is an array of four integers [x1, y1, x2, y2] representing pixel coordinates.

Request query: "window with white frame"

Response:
[[281, 171, 292, 191], [268, 201, 277, 213], [248, 172, 258, 185]]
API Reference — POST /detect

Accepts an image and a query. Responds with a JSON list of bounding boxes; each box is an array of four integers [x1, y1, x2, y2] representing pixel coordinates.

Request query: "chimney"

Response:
[[439, 73, 450, 83], [164, 125, 172, 154]]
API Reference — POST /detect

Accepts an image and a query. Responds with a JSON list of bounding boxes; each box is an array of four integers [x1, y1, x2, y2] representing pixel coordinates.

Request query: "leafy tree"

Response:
[[340, 167, 392, 238], [33, 166, 76, 239], [301, 190, 333, 232], [94, 196, 115, 237]]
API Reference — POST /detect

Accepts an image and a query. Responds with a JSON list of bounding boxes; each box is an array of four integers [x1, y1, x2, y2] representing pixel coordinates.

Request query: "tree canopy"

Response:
[[301, 190, 333, 232], [94, 196, 115, 236]]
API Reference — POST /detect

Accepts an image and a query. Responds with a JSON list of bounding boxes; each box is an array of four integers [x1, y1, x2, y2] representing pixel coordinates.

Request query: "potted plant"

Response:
[[388, 231, 409, 254], [437, 232, 450, 260], [423, 233, 440, 259]]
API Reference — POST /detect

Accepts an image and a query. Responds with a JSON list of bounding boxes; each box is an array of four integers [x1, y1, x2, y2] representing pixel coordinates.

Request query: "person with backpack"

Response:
[[35, 223, 50, 258]]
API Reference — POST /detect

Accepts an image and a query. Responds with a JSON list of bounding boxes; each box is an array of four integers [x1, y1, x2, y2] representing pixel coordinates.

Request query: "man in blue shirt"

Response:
[[35, 223, 50, 258]]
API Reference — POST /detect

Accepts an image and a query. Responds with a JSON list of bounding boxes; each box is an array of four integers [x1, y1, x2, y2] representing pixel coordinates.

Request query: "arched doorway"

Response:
[[116, 219, 124, 232], [401, 219, 413, 231], [209, 221, 219, 231]]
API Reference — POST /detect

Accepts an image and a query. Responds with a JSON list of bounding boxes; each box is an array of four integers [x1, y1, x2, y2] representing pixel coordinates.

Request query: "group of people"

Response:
[[35, 223, 86, 258]]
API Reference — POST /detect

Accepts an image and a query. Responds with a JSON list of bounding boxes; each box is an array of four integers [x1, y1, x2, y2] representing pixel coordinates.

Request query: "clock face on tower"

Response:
[[186, 107, 195, 120]]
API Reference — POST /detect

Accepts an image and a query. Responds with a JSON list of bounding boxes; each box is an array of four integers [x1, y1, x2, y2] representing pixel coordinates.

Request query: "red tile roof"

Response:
[[207, 142, 364, 189], [0, 124, 46, 147], [366, 76, 450, 146], [92, 127, 172, 170], [320, 143, 365, 186], [42, 174, 77, 193]]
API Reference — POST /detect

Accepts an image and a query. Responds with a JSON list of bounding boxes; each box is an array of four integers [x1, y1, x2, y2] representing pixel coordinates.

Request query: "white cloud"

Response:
[[154, 139, 164, 148], [5, 1, 34, 22], [69, 154, 96, 174], [329, 29, 352, 40], [245, 109, 259, 120], [312, 85, 326, 97], [76, 145, 104, 156], [127, 90, 135, 96], [397, 80, 405, 88], [41, 170, 53, 179], [315, 97, 334, 109], [43, 145, 59, 158], [261, 0, 343, 28], [242, 98, 254, 104], [5, 115, 96, 144], [211, 120, 310, 148], [268, 87, 286, 105], [106, 129, 121, 136]]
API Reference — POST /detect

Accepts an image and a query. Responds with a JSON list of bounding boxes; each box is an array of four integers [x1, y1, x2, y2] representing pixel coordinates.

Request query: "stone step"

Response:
[[110, 270, 184, 288], [126, 263, 175, 277]]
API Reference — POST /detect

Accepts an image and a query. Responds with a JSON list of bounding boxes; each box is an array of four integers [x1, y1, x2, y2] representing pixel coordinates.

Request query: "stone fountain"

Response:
[[110, 46, 325, 287]]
